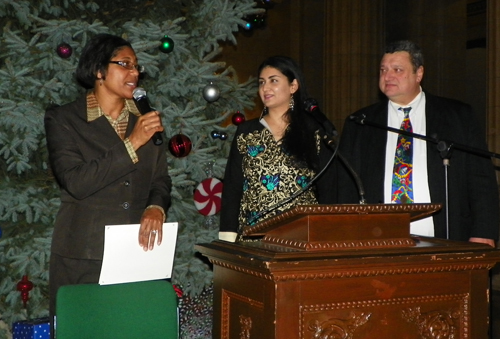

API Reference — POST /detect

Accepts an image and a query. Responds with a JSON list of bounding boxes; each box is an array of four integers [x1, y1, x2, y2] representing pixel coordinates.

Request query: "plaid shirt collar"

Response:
[[86, 91, 141, 122]]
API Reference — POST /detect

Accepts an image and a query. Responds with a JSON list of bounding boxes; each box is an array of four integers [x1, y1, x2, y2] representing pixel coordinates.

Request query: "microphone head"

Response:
[[304, 98, 318, 112], [350, 114, 366, 124], [133, 87, 147, 100]]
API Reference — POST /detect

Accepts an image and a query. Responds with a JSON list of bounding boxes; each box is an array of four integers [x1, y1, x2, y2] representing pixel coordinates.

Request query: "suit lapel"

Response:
[[424, 94, 446, 205], [361, 102, 389, 203], [66, 96, 122, 148], [85, 116, 123, 148]]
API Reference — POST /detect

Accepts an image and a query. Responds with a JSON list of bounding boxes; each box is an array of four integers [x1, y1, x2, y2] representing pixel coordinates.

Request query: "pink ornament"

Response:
[[56, 43, 73, 59], [232, 111, 245, 125], [194, 178, 223, 216]]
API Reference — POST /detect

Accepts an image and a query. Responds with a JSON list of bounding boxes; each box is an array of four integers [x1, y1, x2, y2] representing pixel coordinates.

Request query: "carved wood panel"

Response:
[[221, 289, 265, 339], [301, 294, 468, 339]]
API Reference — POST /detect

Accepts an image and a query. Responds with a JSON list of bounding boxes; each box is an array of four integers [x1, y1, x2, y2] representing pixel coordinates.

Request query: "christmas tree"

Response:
[[0, 0, 263, 337]]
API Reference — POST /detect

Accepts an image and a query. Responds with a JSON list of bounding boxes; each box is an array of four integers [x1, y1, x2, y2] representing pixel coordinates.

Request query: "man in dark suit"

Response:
[[338, 40, 499, 246]]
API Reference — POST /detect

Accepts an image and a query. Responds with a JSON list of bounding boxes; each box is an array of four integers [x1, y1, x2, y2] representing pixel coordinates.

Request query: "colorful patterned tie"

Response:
[[391, 107, 413, 204]]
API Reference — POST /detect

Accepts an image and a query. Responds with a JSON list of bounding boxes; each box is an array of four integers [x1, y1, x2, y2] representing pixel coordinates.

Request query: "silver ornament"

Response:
[[202, 82, 220, 102]]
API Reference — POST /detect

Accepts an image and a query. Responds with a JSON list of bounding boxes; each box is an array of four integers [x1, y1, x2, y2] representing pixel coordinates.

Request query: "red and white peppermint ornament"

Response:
[[194, 178, 223, 216]]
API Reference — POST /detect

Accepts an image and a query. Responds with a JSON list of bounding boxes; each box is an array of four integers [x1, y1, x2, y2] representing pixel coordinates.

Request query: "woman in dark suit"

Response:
[[45, 34, 171, 322]]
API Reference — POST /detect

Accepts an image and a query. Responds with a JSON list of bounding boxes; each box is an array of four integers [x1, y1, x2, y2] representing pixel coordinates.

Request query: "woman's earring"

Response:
[[99, 78, 103, 86], [260, 106, 268, 119], [289, 94, 295, 111]]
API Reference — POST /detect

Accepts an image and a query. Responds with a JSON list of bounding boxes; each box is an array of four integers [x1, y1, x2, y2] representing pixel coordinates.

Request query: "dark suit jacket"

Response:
[[337, 92, 499, 241], [45, 95, 172, 260]]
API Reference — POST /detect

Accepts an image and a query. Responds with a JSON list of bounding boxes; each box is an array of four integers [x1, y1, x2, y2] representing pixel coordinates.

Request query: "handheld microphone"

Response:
[[304, 98, 338, 138], [132, 87, 163, 146]]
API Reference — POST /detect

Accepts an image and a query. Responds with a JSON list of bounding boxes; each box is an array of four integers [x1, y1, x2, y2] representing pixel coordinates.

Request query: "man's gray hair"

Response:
[[385, 40, 424, 72]]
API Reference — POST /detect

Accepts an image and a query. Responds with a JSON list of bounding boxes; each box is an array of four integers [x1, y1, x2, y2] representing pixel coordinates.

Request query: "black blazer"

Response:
[[337, 92, 499, 241], [45, 95, 171, 260]]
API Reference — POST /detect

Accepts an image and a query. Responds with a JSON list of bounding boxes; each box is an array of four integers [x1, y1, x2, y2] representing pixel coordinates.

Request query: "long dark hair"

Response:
[[76, 33, 132, 89], [257, 56, 318, 170]]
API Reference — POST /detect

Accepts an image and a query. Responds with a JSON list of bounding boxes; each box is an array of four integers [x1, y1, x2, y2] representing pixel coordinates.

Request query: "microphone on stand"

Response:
[[349, 113, 367, 125], [132, 87, 163, 146], [305, 99, 366, 204], [304, 98, 338, 143]]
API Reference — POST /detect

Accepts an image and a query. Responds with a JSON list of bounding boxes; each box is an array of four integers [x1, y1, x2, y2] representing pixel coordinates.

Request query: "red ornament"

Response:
[[168, 134, 192, 158], [56, 43, 73, 59], [17, 275, 34, 307], [232, 111, 245, 125], [193, 178, 223, 216], [173, 284, 183, 298]]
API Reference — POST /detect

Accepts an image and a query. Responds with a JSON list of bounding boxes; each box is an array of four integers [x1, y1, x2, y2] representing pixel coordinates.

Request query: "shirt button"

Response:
[[123, 180, 130, 187], [122, 202, 130, 209]]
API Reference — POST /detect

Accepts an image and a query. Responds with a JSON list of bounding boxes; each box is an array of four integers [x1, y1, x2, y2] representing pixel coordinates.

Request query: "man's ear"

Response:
[[416, 66, 424, 83]]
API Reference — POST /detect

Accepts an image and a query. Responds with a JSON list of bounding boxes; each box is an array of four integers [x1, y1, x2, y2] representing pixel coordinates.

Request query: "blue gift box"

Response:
[[12, 317, 50, 339]]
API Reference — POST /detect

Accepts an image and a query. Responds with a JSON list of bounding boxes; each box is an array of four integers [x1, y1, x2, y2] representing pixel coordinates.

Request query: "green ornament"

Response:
[[159, 36, 174, 53]]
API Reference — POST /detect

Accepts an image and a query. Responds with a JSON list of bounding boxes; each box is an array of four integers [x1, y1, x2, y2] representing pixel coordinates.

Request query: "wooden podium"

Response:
[[196, 204, 500, 339]]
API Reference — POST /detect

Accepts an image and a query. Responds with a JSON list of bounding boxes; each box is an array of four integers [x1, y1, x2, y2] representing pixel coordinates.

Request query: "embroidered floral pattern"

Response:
[[236, 128, 320, 229]]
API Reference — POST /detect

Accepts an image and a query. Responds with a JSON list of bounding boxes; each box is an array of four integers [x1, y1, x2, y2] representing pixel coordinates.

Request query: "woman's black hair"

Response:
[[257, 56, 319, 171], [76, 33, 132, 89]]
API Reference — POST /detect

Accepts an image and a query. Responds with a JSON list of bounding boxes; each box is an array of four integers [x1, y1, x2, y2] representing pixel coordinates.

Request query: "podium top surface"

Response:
[[196, 236, 500, 265], [241, 203, 441, 237]]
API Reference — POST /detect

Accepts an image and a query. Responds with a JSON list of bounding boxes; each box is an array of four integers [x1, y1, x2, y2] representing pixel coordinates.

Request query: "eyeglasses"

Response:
[[109, 61, 145, 73]]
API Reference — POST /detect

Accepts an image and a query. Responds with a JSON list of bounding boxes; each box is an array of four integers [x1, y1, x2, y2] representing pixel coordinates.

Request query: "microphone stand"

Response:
[[351, 114, 500, 239], [322, 136, 367, 204], [352, 114, 500, 159], [437, 141, 453, 239]]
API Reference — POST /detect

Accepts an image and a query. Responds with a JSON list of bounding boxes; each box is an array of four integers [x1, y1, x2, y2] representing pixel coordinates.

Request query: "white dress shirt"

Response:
[[384, 90, 434, 236]]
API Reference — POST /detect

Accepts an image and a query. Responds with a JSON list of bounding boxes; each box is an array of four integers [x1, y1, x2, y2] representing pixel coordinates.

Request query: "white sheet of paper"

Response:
[[99, 222, 178, 285]]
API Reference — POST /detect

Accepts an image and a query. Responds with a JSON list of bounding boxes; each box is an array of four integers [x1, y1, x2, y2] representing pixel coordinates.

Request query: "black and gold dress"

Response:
[[220, 116, 336, 238]]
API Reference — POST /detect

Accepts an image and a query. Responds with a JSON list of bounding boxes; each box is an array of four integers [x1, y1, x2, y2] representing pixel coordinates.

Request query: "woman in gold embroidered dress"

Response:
[[219, 56, 335, 242]]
